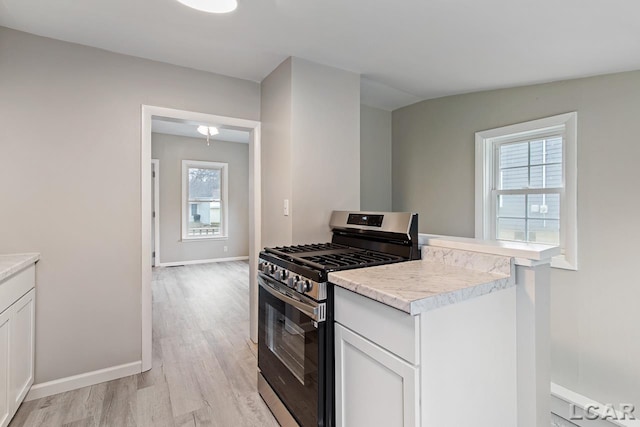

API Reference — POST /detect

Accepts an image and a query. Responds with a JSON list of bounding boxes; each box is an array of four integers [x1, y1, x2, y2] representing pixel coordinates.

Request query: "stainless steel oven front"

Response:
[[257, 272, 332, 427]]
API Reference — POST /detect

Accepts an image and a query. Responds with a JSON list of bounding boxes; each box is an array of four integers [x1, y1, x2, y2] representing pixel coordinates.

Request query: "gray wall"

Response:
[[360, 104, 392, 211], [392, 70, 640, 407], [261, 57, 360, 247], [0, 27, 260, 384], [151, 133, 249, 264], [290, 58, 360, 243], [260, 58, 293, 248]]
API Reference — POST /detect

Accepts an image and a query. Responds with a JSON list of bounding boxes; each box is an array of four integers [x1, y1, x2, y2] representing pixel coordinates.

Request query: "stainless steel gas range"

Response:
[[257, 211, 420, 427]]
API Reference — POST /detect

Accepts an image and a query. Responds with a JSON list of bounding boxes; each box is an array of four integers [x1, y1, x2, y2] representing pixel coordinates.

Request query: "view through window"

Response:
[[495, 135, 563, 245], [182, 160, 228, 239]]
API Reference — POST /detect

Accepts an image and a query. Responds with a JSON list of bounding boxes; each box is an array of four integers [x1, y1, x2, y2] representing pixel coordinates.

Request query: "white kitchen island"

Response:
[[329, 237, 558, 427]]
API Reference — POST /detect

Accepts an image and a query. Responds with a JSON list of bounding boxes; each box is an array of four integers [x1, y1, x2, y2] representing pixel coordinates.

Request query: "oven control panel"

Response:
[[259, 261, 326, 301]]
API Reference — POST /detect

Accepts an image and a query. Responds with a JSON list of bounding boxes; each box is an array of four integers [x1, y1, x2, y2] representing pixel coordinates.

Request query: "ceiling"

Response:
[[2, 0, 639, 110], [152, 118, 250, 143]]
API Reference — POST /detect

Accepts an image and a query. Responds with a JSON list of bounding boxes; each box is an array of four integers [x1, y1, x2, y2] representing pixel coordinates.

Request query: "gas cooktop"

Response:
[[258, 211, 420, 296], [265, 243, 404, 271]]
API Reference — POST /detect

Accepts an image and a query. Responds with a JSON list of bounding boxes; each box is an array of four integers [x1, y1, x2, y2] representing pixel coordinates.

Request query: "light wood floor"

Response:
[[10, 261, 279, 427]]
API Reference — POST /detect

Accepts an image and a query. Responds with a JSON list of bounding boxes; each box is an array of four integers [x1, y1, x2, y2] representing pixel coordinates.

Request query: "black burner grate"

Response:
[[302, 251, 401, 268], [265, 242, 404, 272], [271, 243, 347, 254]]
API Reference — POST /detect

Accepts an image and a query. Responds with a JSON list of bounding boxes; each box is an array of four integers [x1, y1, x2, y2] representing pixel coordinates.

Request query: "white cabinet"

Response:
[[9, 289, 35, 411], [0, 264, 36, 427], [334, 285, 517, 427], [335, 323, 419, 427], [0, 309, 11, 427]]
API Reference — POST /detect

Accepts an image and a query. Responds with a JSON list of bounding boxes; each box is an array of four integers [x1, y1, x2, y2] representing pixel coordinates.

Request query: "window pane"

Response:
[[498, 194, 525, 218], [497, 218, 526, 242], [189, 168, 220, 200], [545, 163, 562, 187], [500, 167, 528, 190], [545, 137, 563, 164], [528, 194, 560, 219], [531, 137, 563, 165], [530, 164, 562, 189], [530, 139, 544, 165], [500, 142, 529, 169], [188, 201, 222, 236], [500, 142, 528, 169], [528, 219, 560, 245]]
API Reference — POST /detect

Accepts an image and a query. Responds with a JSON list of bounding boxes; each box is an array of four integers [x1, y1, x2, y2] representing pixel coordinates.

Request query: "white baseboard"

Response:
[[25, 361, 142, 401], [551, 382, 640, 427], [157, 256, 249, 267]]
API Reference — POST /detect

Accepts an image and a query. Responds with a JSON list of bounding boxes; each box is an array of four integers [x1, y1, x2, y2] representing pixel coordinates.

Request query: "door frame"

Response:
[[141, 105, 261, 371], [151, 159, 160, 267]]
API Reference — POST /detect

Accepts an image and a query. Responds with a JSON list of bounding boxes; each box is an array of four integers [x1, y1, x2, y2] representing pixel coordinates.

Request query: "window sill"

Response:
[[181, 236, 228, 242], [551, 254, 577, 271]]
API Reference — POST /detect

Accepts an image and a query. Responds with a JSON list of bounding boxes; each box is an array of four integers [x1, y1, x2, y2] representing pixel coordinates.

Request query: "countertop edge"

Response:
[[0, 253, 40, 282], [407, 275, 514, 315]]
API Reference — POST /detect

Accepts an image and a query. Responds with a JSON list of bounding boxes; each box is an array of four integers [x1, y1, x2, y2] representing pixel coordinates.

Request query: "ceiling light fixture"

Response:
[[197, 125, 219, 146], [175, 0, 237, 13]]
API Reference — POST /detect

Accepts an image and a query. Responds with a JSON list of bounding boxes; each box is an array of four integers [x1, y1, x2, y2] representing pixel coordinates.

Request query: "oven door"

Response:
[[258, 272, 327, 427]]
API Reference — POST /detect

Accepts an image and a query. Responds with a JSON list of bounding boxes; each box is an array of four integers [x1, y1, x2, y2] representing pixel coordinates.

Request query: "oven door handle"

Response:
[[259, 276, 325, 322]]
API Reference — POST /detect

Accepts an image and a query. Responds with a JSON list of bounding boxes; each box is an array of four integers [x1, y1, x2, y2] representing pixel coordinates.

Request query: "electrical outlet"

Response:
[[224, 246, 228, 252], [284, 199, 290, 216]]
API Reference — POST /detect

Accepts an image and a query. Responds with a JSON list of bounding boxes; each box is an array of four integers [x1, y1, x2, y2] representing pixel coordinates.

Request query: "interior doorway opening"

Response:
[[150, 117, 252, 267], [141, 106, 261, 371]]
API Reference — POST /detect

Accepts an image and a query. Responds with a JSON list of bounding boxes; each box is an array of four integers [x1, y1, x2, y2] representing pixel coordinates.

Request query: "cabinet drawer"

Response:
[[0, 266, 35, 315], [334, 286, 419, 364]]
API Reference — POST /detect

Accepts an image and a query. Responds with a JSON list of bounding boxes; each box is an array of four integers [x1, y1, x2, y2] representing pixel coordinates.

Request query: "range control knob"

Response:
[[288, 275, 299, 287], [269, 264, 276, 274], [281, 270, 289, 280], [296, 280, 312, 293], [274, 270, 283, 281]]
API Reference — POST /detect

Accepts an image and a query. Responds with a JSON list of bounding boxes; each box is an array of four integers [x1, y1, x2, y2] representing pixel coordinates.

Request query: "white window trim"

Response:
[[475, 112, 578, 270], [181, 160, 229, 241]]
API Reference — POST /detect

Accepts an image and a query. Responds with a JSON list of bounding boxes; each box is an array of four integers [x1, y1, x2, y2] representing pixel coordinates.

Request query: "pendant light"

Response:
[[197, 125, 219, 146], [175, 0, 237, 13]]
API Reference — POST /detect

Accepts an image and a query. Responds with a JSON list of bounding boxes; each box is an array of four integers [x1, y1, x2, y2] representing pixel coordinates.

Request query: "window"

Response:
[[182, 160, 228, 240], [475, 113, 577, 270]]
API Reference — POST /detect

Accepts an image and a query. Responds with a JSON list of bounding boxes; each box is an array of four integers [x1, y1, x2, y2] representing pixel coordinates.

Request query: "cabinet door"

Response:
[[335, 323, 419, 427], [0, 309, 11, 427], [9, 289, 35, 413]]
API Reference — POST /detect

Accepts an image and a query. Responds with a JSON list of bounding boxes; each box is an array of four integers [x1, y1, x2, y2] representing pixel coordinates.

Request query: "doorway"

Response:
[[141, 105, 261, 371]]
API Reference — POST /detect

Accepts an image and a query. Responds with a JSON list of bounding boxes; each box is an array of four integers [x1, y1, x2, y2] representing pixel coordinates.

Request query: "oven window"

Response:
[[265, 303, 306, 384]]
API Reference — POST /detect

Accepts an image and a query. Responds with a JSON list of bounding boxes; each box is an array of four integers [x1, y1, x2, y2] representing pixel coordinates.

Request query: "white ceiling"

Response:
[[2, 0, 639, 110], [152, 118, 250, 143]]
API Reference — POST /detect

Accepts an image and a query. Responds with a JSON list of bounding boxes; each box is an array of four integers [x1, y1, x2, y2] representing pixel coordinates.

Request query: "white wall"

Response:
[[151, 133, 249, 263], [392, 70, 640, 408], [0, 27, 260, 384], [261, 57, 360, 246], [360, 104, 392, 211]]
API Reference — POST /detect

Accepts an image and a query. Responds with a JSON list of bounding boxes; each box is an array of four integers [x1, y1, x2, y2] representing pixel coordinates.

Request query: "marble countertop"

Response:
[[0, 253, 40, 282], [328, 247, 514, 315]]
